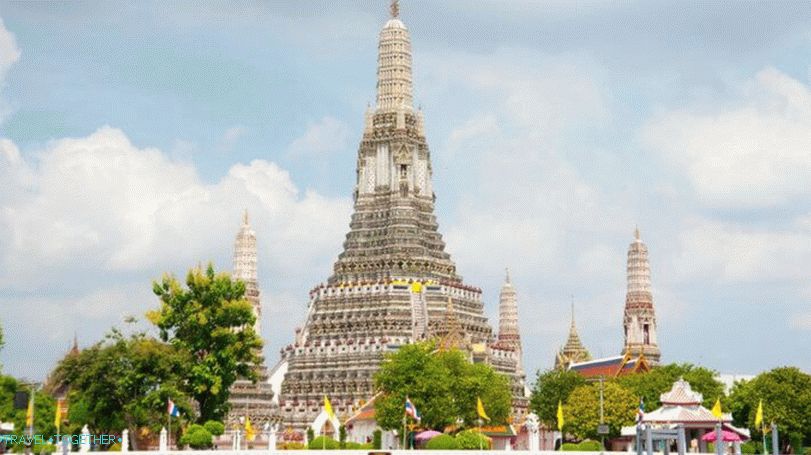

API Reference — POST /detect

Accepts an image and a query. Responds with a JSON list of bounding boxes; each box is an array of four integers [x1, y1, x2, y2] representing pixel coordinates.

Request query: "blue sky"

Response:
[[1, 1, 810, 381]]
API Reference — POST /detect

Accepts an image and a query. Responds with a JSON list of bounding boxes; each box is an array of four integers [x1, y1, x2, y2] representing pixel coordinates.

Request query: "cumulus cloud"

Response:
[[286, 116, 350, 158], [642, 67, 811, 208], [0, 127, 351, 377]]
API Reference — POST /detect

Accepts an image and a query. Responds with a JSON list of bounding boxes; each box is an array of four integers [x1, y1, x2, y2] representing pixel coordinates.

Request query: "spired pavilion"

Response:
[[271, 0, 528, 435], [618, 379, 750, 453]]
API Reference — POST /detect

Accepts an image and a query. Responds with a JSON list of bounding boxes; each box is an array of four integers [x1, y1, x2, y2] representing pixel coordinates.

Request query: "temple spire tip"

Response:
[[390, 0, 399, 18]]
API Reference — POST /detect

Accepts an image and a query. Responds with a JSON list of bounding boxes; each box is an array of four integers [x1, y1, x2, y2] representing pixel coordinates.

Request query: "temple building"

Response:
[[225, 211, 276, 428], [554, 302, 591, 370], [559, 228, 661, 376], [618, 379, 750, 452], [276, 1, 526, 432], [622, 228, 660, 364]]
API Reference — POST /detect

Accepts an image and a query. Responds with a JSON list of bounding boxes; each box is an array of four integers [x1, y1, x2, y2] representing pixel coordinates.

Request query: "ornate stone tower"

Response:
[[226, 211, 276, 427], [622, 228, 661, 364], [278, 2, 523, 430], [234, 210, 262, 335], [495, 269, 523, 373], [555, 301, 591, 369]]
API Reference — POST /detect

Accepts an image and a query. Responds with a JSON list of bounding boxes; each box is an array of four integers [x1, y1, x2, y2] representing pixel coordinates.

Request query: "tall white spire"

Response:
[[233, 210, 262, 335], [497, 268, 523, 372], [622, 227, 660, 363], [375, 0, 413, 111]]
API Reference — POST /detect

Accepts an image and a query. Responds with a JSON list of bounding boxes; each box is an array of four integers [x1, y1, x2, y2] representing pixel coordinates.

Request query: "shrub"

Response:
[[203, 420, 225, 436], [426, 434, 459, 450], [561, 442, 580, 451], [803, 447, 811, 455], [740, 441, 758, 454], [372, 429, 382, 450], [108, 442, 122, 452], [179, 424, 213, 449], [339, 426, 347, 449], [307, 436, 340, 450], [278, 441, 306, 450], [306, 428, 315, 442], [455, 430, 490, 450], [578, 440, 604, 451]]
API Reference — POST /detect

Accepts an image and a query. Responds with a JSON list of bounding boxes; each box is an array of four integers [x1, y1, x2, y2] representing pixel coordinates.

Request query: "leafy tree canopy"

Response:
[[51, 330, 191, 448], [616, 363, 725, 410], [564, 381, 637, 440], [148, 263, 263, 422], [0, 375, 57, 444], [529, 369, 586, 429], [727, 367, 811, 449], [374, 341, 512, 431]]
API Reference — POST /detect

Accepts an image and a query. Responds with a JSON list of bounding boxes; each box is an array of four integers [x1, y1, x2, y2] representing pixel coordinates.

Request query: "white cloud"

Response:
[[642, 67, 811, 208], [286, 116, 350, 158], [0, 17, 21, 122], [0, 126, 351, 289]]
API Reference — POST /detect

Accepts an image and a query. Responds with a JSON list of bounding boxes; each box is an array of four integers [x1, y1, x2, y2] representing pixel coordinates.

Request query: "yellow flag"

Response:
[[25, 396, 34, 428], [557, 400, 565, 431], [476, 397, 490, 422], [245, 416, 256, 441], [754, 400, 763, 427], [324, 395, 335, 420], [711, 398, 723, 420], [54, 399, 63, 433]]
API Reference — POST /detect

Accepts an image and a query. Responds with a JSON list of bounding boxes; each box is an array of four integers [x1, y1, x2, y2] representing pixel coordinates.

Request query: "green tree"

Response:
[[0, 375, 58, 452], [616, 363, 725, 409], [52, 330, 191, 449], [149, 263, 263, 422], [727, 367, 811, 451], [530, 369, 587, 429], [179, 424, 213, 449], [374, 341, 511, 431], [203, 420, 225, 437], [564, 382, 637, 440]]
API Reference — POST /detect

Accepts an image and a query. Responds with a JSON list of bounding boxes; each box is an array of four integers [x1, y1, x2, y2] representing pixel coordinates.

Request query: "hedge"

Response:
[[308, 436, 340, 450], [426, 434, 459, 450]]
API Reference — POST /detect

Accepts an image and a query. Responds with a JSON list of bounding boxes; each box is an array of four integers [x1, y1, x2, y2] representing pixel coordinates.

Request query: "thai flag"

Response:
[[636, 397, 645, 424], [168, 399, 180, 417], [405, 397, 421, 422]]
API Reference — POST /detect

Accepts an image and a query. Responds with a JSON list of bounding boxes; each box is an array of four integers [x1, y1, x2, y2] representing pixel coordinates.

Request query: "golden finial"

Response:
[[390, 0, 399, 18], [634, 225, 640, 241], [243, 209, 249, 225]]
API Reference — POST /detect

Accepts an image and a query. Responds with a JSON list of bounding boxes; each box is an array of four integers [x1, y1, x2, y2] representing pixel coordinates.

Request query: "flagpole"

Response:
[[402, 414, 407, 449]]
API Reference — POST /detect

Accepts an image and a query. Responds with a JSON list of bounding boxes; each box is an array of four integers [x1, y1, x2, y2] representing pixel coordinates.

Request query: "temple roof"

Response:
[[569, 353, 650, 378], [556, 301, 591, 368], [660, 378, 703, 405]]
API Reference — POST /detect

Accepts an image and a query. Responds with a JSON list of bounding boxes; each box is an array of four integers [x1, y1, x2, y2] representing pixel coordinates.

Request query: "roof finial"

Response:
[[634, 225, 640, 241], [390, 0, 399, 18], [243, 209, 249, 225], [570, 295, 575, 327], [505, 267, 511, 284]]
